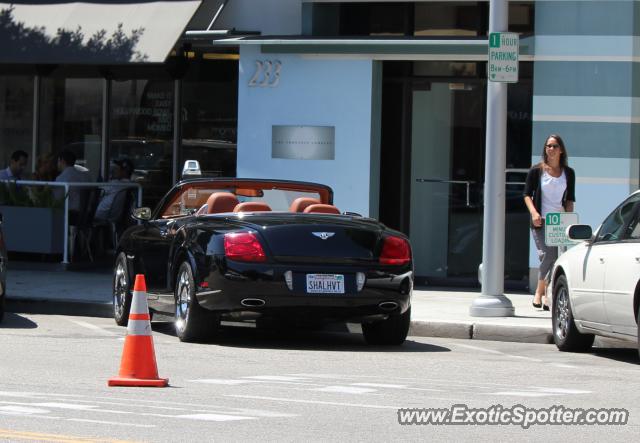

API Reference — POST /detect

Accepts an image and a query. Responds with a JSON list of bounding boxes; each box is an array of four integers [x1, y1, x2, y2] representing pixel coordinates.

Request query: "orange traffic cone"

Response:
[[108, 274, 168, 387]]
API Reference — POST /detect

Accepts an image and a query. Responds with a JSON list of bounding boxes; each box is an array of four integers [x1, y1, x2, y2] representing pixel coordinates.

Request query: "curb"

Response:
[[5, 299, 554, 345], [410, 320, 553, 344], [6, 298, 113, 318]]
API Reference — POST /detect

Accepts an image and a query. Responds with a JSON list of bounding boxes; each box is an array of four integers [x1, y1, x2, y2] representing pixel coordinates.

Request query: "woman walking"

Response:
[[524, 134, 575, 310]]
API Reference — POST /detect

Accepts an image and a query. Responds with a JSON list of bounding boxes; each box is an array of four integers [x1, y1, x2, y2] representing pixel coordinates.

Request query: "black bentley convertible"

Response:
[[113, 178, 413, 345]]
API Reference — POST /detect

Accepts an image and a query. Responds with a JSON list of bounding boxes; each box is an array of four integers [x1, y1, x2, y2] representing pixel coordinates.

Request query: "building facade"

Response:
[[2, 0, 638, 290]]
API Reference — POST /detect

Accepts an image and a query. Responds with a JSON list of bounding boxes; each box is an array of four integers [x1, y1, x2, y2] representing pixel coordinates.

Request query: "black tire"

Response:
[[113, 252, 132, 326], [636, 307, 640, 361], [174, 261, 220, 342], [0, 292, 5, 323], [362, 307, 410, 345], [552, 275, 594, 352]]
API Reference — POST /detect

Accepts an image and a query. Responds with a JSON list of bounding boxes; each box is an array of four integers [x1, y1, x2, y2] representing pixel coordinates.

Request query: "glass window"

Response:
[[39, 78, 102, 181], [0, 76, 33, 174], [110, 79, 173, 208], [311, 2, 534, 37], [181, 58, 237, 180], [596, 193, 640, 242]]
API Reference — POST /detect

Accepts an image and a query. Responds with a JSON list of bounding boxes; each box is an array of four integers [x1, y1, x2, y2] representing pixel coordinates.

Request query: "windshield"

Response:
[[158, 180, 332, 218]]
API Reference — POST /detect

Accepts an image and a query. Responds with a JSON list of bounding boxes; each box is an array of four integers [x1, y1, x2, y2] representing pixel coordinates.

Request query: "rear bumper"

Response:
[[195, 262, 412, 323]]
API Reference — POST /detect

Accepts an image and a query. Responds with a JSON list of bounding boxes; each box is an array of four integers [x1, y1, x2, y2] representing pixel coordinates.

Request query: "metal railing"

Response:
[[415, 177, 527, 208], [415, 178, 476, 207], [1, 180, 142, 264]]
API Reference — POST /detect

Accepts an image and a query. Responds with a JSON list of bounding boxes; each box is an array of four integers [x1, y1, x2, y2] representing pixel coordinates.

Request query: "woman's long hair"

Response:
[[540, 134, 568, 168]]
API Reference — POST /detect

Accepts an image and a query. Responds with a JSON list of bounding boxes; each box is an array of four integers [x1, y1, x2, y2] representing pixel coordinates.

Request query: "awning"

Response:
[[0, 0, 203, 64], [212, 35, 534, 61]]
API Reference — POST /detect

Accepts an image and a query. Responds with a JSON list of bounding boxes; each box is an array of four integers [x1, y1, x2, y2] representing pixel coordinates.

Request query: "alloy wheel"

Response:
[[113, 261, 127, 319], [555, 285, 569, 340], [175, 269, 191, 329]]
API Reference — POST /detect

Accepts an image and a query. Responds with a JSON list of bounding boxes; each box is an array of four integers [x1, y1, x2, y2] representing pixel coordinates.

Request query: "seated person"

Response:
[[94, 158, 134, 223], [55, 150, 92, 224], [0, 150, 28, 180]]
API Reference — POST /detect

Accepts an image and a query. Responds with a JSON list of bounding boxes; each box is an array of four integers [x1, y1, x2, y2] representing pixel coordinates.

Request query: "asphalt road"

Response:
[[0, 313, 638, 442]]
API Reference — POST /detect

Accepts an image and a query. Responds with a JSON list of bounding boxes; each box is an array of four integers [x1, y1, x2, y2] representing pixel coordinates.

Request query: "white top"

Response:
[[540, 170, 567, 217], [55, 165, 92, 212], [94, 178, 131, 221]]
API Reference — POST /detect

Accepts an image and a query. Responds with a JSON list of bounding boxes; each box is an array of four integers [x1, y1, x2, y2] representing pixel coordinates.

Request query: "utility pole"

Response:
[[469, 0, 515, 317]]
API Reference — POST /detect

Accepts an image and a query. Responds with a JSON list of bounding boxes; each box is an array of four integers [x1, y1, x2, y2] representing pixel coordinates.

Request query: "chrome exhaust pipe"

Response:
[[378, 301, 398, 311], [241, 298, 266, 307]]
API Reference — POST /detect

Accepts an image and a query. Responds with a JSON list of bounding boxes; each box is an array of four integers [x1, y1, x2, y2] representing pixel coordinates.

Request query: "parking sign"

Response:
[[545, 212, 579, 246]]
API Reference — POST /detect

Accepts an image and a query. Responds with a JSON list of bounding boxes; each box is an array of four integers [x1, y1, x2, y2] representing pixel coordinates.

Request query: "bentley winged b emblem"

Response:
[[312, 232, 335, 240]]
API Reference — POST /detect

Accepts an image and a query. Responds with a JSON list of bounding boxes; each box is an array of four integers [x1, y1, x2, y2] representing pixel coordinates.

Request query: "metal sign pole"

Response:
[[470, 0, 515, 316]]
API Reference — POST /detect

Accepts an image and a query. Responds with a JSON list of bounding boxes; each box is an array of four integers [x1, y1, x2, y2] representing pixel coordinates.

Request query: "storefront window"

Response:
[[181, 58, 237, 180], [39, 78, 102, 181], [311, 2, 534, 37], [0, 76, 33, 174], [110, 79, 173, 208]]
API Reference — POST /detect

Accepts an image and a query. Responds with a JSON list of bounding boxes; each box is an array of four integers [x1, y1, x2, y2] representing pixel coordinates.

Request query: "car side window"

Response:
[[595, 194, 640, 242]]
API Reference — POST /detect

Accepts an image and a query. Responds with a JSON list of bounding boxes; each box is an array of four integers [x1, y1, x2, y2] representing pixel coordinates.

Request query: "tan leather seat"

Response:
[[303, 204, 340, 214], [289, 197, 320, 212], [233, 201, 272, 212], [206, 192, 240, 214]]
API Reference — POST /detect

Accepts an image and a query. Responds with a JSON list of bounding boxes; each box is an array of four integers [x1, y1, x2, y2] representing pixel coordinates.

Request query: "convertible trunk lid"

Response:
[[233, 214, 384, 264]]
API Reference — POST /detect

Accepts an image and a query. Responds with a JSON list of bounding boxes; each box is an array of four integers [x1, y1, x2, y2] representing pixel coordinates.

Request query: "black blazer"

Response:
[[523, 165, 576, 228]]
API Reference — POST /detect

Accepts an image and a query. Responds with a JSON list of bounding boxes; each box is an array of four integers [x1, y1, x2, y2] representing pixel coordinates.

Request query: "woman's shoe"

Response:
[[542, 304, 550, 311], [532, 297, 542, 308]]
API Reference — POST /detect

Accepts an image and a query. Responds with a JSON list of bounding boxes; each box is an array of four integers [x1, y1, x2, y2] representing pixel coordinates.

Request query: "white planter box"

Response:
[[0, 206, 64, 254]]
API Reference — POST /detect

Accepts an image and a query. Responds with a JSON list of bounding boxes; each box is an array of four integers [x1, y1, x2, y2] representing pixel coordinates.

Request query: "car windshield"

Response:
[[158, 180, 331, 218]]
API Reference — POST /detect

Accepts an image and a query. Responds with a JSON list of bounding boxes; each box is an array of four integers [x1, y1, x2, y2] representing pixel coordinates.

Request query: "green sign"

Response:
[[488, 32, 519, 83], [545, 212, 579, 246]]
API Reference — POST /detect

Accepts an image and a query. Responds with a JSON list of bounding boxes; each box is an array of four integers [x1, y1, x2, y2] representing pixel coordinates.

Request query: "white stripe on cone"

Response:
[[127, 319, 152, 336], [130, 290, 149, 314]]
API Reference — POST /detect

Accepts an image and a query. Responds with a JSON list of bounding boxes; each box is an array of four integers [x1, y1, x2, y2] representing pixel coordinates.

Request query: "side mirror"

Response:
[[566, 224, 592, 241], [132, 207, 152, 221]]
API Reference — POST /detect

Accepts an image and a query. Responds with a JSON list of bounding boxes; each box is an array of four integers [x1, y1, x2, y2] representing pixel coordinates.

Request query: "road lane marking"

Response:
[[0, 427, 135, 442], [351, 383, 408, 389], [34, 403, 98, 410], [242, 376, 309, 382], [67, 418, 154, 428], [225, 394, 400, 409], [176, 413, 255, 421], [491, 387, 591, 397], [189, 379, 261, 385], [62, 319, 116, 336], [0, 405, 50, 415], [452, 343, 543, 362], [312, 386, 377, 394]]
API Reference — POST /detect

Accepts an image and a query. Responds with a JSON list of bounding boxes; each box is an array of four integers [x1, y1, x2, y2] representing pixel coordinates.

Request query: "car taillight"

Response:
[[379, 235, 411, 265], [224, 232, 266, 262]]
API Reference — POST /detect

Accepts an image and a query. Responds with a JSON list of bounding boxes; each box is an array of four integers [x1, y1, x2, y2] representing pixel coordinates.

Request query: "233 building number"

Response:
[[248, 60, 282, 88]]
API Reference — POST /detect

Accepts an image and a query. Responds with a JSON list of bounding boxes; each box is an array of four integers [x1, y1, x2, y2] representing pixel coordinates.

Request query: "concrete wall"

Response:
[[236, 45, 378, 215], [529, 0, 640, 290]]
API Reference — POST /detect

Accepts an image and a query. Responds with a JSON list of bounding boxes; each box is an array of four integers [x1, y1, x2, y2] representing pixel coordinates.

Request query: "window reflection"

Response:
[[181, 58, 237, 180], [110, 79, 173, 208], [0, 76, 33, 172], [39, 78, 102, 181]]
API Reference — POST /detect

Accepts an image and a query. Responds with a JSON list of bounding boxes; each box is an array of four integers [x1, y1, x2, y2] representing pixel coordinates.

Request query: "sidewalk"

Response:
[[5, 266, 552, 344]]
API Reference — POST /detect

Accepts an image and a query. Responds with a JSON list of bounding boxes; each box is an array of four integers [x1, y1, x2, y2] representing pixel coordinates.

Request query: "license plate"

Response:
[[306, 274, 345, 294]]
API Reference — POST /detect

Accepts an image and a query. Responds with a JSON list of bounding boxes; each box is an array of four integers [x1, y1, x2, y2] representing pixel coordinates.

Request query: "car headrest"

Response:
[[233, 201, 272, 212], [289, 197, 320, 212], [303, 204, 340, 214], [206, 192, 240, 214]]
